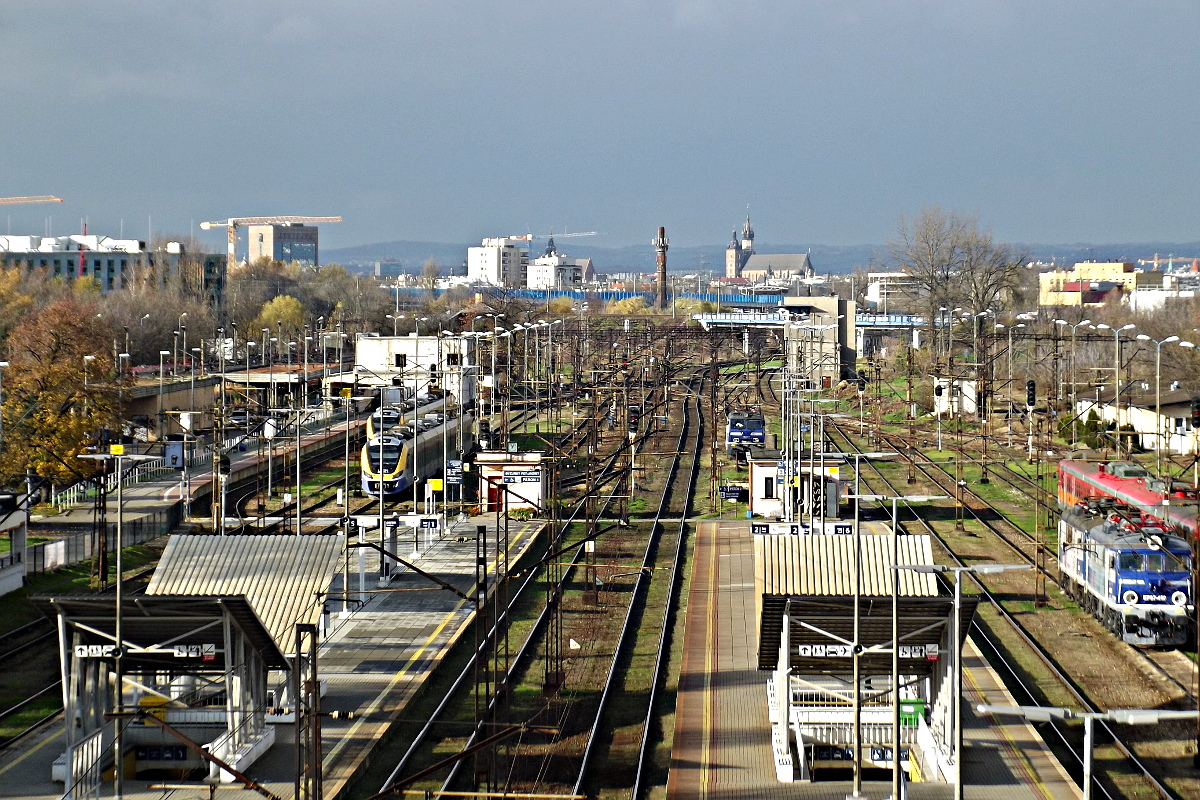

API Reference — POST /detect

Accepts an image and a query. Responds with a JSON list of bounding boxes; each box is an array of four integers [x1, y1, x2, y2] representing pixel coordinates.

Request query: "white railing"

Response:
[[51, 450, 212, 510]]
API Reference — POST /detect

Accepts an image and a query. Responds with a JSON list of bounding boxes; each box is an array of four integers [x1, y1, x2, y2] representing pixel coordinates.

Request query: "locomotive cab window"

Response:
[[1119, 553, 1144, 571]]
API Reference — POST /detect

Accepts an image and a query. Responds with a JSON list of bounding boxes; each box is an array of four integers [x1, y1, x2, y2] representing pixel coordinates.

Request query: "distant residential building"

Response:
[[467, 237, 529, 287], [526, 237, 590, 290], [1039, 261, 1162, 306], [864, 272, 919, 313], [0, 235, 225, 303], [247, 223, 319, 266]]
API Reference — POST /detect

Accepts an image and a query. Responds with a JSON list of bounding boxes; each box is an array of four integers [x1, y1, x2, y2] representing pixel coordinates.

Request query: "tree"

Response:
[[251, 295, 307, 340], [421, 259, 441, 292], [0, 267, 33, 346], [890, 207, 968, 350], [607, 296, 647, 315], [957, 227, 1026, 315], [0, 299, 118, 487]]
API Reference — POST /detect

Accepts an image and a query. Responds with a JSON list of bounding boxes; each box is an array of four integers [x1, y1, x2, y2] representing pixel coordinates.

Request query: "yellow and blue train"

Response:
[[361, 402, 469, 497]]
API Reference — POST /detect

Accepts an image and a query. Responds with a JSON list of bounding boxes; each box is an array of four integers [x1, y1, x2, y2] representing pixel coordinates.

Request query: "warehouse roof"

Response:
[[147, 534, 342, 653]]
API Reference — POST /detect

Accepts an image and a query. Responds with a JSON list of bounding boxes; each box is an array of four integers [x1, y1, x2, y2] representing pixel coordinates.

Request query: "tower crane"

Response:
[[508, 230, 597, 242], [0, 195, 63, 205], [199, 215, 342, 270]]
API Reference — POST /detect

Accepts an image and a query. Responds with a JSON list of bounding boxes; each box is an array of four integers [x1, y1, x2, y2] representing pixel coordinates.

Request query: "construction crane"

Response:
[[199, 215, 342, 270], [0, 195, 63, 205], [509, 230, 597, 242]]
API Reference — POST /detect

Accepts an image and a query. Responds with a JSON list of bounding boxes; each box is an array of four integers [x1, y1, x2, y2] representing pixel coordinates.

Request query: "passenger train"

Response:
[[1058, 459, 1199, 537], [365, 392, 451, 439], [725, 409, 766, 451], [1057, 459, 1195, 647], [361, 402, 470, 497]]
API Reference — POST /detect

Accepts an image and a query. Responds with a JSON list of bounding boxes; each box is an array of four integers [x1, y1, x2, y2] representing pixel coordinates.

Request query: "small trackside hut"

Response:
[[754, 533, 978, 784]]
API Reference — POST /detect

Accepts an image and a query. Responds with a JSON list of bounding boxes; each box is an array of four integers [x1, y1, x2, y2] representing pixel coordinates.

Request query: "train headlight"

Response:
[[1121, 589, 1140, 606], [1171, 590, 1188, 607]]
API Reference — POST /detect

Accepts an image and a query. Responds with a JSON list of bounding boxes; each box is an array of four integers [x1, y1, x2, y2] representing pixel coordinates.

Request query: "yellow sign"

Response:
[[109, 444, 124, 455], [340, 388, 352, 398], [429, 479, 443, 492]]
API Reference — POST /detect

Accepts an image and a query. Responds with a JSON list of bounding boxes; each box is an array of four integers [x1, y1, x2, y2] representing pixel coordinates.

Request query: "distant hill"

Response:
[[323, 239, 1200, 276]]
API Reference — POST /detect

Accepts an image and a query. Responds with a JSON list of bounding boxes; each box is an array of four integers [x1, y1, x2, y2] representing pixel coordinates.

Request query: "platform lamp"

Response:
[[978, 705, 1198, 800], [880, 493, 947, 800], [1135, 333, 1180, 474], [841, 452, 896, 800], [78, 446, 156, 800], [898, 563, 1029, 800]]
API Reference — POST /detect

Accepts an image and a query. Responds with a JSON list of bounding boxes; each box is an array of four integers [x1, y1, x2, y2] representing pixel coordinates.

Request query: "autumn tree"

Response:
[[251, 295, 307, 341], [421, 259, 441, 292], [0, 299, 119, 488]]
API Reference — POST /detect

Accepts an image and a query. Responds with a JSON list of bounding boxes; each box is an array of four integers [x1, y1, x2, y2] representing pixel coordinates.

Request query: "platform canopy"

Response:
[[147, 534, 343, 653], [34, 594, 288, 671], [754, 533, 978, 675]]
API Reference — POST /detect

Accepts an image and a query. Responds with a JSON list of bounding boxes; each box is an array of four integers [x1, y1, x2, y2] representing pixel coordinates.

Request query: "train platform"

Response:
[[0, 515, 546, 800], [667, 520, 1080, 800]]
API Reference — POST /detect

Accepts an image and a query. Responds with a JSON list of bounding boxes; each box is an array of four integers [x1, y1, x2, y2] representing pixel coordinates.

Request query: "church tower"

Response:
[[725, 216, 755, 278], [725, 230, 741, 278]]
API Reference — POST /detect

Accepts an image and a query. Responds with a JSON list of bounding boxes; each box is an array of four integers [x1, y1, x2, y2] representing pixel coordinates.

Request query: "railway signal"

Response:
[[1026, 380, 1036, 407], [1191, 399, 1200, 429]]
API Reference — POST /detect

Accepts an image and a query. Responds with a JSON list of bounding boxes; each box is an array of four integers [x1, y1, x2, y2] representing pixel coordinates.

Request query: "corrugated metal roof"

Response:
[[754, 534, 938, 600], [147, 534, 343, 653]]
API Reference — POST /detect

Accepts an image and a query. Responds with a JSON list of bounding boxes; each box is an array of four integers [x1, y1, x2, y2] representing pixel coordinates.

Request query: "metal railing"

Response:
[[50, 451, 211, 510]]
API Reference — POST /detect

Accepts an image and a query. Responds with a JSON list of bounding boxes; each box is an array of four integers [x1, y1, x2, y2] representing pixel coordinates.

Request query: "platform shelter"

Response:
[[36, 595, 287, 798], [754, 533, 979, 783]]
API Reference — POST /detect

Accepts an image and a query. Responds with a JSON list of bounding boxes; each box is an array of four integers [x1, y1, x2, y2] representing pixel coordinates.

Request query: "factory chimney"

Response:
[[653, 226, 669, 310]]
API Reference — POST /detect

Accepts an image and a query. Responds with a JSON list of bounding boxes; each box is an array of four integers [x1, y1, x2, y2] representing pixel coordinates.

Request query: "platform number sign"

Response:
[[419, 518, 439, 529]]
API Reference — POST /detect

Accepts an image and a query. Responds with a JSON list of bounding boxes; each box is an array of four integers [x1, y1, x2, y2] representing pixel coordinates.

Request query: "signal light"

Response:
[[934, 384, 943, 397], [1190, 399, 1200, 428], [1026, 380, 1036, 407]]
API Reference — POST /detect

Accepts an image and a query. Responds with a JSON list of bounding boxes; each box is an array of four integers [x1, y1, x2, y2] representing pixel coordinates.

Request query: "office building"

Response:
[[247, 223, 319, 266], [467, 237, 529, 287]]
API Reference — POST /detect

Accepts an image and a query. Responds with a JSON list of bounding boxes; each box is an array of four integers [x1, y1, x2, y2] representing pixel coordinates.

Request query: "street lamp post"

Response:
[[1136, 333, 1179, 474], [157, 350, 171, 437], [77, 448, 156, 800], [1096, 323, 1136, 455], [841, 450, 896, 798], [977, 705, 1199, 800], [882, 493, 947, 798], [898, 563, 1029, 800]]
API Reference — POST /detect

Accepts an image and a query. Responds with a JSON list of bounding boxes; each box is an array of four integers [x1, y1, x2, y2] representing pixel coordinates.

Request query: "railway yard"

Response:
[[0, 318, 1198, 800]]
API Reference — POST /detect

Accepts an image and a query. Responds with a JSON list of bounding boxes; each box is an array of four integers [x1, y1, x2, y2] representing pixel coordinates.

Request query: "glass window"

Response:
[[764, 476, 774, 499], [368, 444, 402, 472], [1144, 553, 1166, 572], [1118, 552, 1144, 571]]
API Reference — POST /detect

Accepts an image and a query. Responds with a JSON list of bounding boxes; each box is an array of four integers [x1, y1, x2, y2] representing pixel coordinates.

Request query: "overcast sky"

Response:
[[2, 1, 1197, 252]]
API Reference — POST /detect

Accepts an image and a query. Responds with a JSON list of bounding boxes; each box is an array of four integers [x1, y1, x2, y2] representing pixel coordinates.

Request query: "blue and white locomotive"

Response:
[[1058, 497, 1193, 647], [725, 409, 766, 451]]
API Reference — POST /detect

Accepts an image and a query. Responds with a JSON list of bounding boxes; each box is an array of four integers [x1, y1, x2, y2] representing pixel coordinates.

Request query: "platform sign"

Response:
[[751, 523, 807, 536], [797, 643, 851, 658], [74, 644, 117, 658], [719, 486, 742, 500], [165, 441, 185, 469], [898, 644, 938, 660], [870, 747, 911, 763], [419, 517, 439, 529], [446, 460, 464, 485], [502, 469, 541, 484]]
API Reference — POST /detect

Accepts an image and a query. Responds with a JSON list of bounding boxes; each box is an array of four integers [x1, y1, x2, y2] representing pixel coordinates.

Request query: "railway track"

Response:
[[873, 429, 1200, 708], [830, 421, 1185, 800]]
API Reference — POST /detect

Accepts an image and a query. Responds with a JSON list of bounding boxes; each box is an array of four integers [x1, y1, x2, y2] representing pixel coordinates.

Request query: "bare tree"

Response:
[[890, 206, 968, 349], [957, 227, 1027, 315], [421, 258, 441, 293]]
